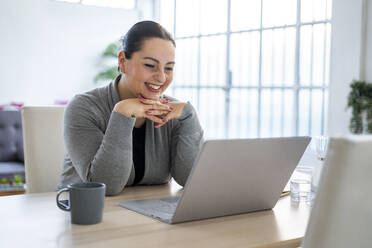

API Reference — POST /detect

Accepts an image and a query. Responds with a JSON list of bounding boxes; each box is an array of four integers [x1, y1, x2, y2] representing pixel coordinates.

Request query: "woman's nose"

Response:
[[156, 69, 166, 83]]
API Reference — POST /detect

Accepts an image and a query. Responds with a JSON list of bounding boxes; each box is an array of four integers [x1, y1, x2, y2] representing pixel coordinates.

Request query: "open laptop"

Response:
[[119, 137, 311, 224]]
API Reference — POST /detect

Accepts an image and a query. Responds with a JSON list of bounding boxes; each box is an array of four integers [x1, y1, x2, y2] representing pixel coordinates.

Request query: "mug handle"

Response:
[[56, 188, 71, 211]]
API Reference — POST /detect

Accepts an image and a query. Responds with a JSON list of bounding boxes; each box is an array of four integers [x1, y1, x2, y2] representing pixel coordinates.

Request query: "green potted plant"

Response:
[[1, 177, 10, 188], [94, 41, 121, 84], [347, 80, 372, 133], [13, 174, 23, 188]]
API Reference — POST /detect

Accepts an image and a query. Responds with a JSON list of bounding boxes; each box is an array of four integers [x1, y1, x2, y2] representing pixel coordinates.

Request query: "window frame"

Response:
[[165, 0, 331, 138]]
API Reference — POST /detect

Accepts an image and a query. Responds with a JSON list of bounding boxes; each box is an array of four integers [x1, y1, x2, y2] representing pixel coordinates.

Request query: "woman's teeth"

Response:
[[147, 83, 161, 90]]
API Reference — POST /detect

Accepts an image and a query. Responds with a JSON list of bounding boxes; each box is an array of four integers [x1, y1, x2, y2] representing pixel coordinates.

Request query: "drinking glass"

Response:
[[310, 136, 329, 199], [315, 136, 329, 161], [290, 166, 313, 202]]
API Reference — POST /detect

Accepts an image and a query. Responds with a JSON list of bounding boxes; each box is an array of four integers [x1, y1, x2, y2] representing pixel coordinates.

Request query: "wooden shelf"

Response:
[[0, 186, 26, 196]]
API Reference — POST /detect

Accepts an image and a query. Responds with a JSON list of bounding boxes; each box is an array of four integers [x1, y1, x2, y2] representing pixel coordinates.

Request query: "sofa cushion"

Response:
[[0, 162, 25, 181], [0, 110, 23, 162]]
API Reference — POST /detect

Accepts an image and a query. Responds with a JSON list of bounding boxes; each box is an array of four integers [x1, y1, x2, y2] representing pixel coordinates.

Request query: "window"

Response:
[[160, 0, 332, 139], [55, 0, 136, 9]]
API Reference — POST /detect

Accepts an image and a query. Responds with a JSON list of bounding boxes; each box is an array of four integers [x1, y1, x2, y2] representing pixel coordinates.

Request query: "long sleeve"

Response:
[[63, 96, 135, 195], [170, 103, 204, 186]]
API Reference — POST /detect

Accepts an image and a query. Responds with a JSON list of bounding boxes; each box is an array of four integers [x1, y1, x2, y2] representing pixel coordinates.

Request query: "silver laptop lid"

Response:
[[172, 137, 311, 223]]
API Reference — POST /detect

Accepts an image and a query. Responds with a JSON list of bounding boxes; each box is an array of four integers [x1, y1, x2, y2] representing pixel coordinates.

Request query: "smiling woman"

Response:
[[58, 21, 204, 195]]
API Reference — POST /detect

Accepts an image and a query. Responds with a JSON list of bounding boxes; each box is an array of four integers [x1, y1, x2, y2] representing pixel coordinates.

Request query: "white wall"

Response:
[[366, 0, 372, 82], [327, 0, 367, 135], [0, 0, 141, 105]]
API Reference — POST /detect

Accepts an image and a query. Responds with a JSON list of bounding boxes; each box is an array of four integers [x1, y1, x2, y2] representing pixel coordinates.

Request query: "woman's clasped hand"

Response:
[[114, 93, 187, 128]]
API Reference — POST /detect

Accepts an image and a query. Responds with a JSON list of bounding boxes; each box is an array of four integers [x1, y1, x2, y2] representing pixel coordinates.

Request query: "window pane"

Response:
[[231, 0, 261, 31], [174, 38, 198, 86], [200, 0, 227, 35], [311, 89, 323, 135], [262, 0, 297, 27], [261, 28, 296, 86], [173, 88, 198, 109], [200, 35, 226, 86], [312, 24, 326, 86], [325, 24, 331, 86], [299, 25, 312, 86], [313, 0, 330, 21], [260, 89, 272, 137], [159, 0, 175, 35], [272, 90, 296, 137], [230, 32, 260, 86], [299, 89, 310, 136], [260, 89, 295, 137], [327, 0, 333, 20], [283, 90, 295, 136], [229, 89, 258, 138], [300, 0, 313, 22], [272, 90, 283, 137], [301, 0, 332, 23], [199, 89, 226, 138], [300, 24, 330, 86], [261, 30, 274, 86], [175, 0, 200, 37], [283, 28, 296, 86]]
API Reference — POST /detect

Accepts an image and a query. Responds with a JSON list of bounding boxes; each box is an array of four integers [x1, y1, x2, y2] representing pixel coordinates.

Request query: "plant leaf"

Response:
[[102, 42, 121, 58], [94, 67, 118, 83]]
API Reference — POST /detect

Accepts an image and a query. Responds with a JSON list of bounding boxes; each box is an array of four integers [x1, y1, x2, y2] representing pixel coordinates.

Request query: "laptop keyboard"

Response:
[[118, 196, 181, 222], [159, 196, 180, 204]]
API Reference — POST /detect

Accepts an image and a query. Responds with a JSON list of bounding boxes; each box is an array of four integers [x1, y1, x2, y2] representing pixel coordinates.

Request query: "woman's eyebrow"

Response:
[[142, 57, 175, 65]]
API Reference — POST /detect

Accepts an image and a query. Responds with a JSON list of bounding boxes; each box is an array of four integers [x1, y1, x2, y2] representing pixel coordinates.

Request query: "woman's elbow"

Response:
[[105, 183, 125, 196], [172, 174, 188, 187], [88, 176, 126, 196], [87, 168, 130, 196]]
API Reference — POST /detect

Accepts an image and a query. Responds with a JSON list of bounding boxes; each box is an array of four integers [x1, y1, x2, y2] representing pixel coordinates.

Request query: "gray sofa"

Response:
[[0, 110, 25, 181]]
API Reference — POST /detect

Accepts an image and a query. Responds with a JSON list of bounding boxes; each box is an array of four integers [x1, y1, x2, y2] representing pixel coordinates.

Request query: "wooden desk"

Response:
[[0, 182, 310, 248]]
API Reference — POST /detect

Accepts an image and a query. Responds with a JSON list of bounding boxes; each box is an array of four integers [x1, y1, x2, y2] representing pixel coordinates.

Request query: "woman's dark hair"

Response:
[[121, 21, 176, 59]]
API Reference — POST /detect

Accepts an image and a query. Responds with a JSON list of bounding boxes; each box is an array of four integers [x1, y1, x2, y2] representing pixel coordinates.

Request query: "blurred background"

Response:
[[1, 0, 371, 139]]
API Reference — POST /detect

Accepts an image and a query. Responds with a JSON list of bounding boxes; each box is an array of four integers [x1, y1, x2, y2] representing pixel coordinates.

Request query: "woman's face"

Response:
[[119, 38, 175, 100]]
